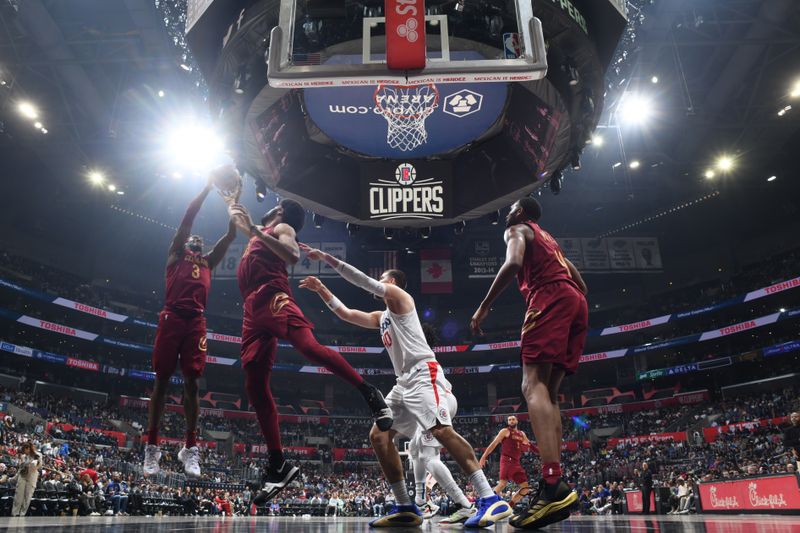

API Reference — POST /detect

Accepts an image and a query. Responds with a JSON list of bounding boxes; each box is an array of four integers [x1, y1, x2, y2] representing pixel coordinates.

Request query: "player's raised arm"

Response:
[[299, 244, 411, 309], [168, 180, 213, 262], [470, 224, 529, 335], [299, 276, 382, 330], [228, 204, 300, 265], [205, 218, 238, 270], [478, 428, 510, 468]]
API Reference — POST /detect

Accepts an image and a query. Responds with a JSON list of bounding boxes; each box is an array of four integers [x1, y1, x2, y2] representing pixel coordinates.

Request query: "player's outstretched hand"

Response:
[[299, 276, 324, 293], [470, 305, 489, 336], [228, 203, 254, 236], [299, 243, 325, 261]]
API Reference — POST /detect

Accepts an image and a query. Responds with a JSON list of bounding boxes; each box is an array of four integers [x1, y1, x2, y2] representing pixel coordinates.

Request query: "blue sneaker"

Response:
[[369, 504, 423, 528], [464, 495, 513, 528]]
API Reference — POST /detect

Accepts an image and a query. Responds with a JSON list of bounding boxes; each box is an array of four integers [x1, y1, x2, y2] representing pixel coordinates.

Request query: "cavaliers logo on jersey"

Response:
[[270, 292, 290, 315], [521, 307, 542, 335], [198, 336, 207, 352]]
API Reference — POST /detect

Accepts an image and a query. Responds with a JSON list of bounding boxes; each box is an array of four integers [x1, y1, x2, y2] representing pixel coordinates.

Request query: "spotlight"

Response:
[[108, 184, 117, 192], [40, 128, 48, 134], [549, 171, 563, 195], [612, 162, 622, 169], [157, 90, 165, 98], [618, 93, 653, 125], [88, 170, 105, 186], [346, 223, 360, 236], [454, 0, 464, 12], [255, 181, 267, 202], [704, 169, 715, 179], [591, 134, 604, 147], [313, 213, 324, 229], [384, 228, 394, 240], [34, 121, 42, 129], [116, 190, 125, 196], [780, 308, 786, 313], [171, 171, 182, 179], [179, 63, 192, 71], [629, 160, 640, 169], [791, 81, 800, 98], [489, 210, 500, 225], [18, 101, 38, 120], [767, 175, 777, 182], [165, 122, 226, 172], [420, 227, 431, 239], [716, 155, 734, 172], [777, 105, 791, 116], [453, 221, 466, 235], [651, 75, 659, 84]]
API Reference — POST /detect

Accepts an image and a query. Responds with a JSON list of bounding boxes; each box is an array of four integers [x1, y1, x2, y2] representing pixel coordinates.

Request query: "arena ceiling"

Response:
[[0, 0, 799, 254]]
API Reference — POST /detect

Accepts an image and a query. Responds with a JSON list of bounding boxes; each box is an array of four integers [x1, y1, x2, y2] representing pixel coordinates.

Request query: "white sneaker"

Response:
[[104, 510, 114, 516], [143, 444, 162, 476], [439, 504, 477, 524], [421, 501, 440, 519], [178, 445, 201, 478]]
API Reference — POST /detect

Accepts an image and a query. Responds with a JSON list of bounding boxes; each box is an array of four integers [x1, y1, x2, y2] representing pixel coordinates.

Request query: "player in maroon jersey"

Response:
[[144, 177, 237, 478], [227, 201, 392, 503], [471, 197, 587, 529], [479, 415, 532, 507]]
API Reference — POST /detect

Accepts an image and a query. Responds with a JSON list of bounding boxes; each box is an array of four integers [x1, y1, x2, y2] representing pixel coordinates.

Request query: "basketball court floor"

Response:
[[1, 515, 799, 532]]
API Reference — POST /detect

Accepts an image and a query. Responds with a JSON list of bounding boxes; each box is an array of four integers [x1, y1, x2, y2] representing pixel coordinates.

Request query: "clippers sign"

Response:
[[362, 161, 452, 222], [699, 475, 800, 512]]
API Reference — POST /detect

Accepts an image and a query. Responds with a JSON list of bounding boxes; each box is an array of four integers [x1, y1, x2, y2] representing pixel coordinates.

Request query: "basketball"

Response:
[[210, 164, 241, 193]]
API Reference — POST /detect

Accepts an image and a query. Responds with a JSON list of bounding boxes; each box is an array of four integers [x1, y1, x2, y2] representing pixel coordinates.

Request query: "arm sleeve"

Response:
[[335, 260, 386, 297]]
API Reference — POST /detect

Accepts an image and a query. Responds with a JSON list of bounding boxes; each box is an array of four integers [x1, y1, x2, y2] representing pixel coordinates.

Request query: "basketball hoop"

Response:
[[374, 84, 440, 152]]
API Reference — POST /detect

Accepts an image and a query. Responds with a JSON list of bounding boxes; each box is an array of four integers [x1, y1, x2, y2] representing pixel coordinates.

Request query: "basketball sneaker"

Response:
[[178, 446, 201, 478], [509, 478, 576, 529], [362, 383, 393, 431], [438, 503, 477, 525], [369, 504, 423, 527], [143, 444, 161, 476], [464, 494, 512, 528], [420, 501, 440, 519], [252, 461, 300, 505]]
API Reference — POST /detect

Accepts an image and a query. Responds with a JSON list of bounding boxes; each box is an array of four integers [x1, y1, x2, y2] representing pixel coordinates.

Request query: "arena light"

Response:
[[420, 227, 431, 239], [716, 155, 735, 172], [17, 101, 38, 120], [165, 122, 227, 173], [108, 184, 117, 192], [313, 213, 324, 229], [34, 121, 42, 129], [629, 160, 640, 169], [777, 105, 791, 116], [384, 227, 394, 240], [591, 134, 604, 147], [791, 80, 800, 98], [767, 175, 777, 182], [40, 128, 48, 134], [179, 63, 192, 72], [618, 93, 654, 125], [158, 90, 165, 98], [88, 170, 105, 186], [346, 222, 360, 236], [651, 75, 659, 84], [704, 169, 715, 179], [255, 181, 267, 202], [612, 162, 622, 169]]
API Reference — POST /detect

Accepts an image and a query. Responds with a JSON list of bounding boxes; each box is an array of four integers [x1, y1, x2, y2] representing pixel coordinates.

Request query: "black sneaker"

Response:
[[252, 462, 299, 505], [509, 478, 576, 530], [364, 384, 393, 431]]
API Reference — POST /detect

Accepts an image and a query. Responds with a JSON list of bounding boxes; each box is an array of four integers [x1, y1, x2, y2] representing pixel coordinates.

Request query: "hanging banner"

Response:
[[320, 242, 347, 277], [608, 238, 637, 270], [421, 249, 453, 294], [212, 243, 245, 280], [468, 239, 504, 279], [633, 238, 663, 270], [580, 238, 610, 270], [557, 238, 584, 269]]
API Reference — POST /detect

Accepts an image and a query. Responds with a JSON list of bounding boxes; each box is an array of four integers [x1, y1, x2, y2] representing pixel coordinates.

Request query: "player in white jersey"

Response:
[[299, 244, 512, 528]]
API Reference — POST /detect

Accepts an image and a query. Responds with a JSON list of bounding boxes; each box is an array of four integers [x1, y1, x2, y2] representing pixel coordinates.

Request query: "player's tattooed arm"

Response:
[[168, 180, 213, 262], [479, 428, 510, 467], [299, 276, 381, 329], [470, 224, 528, 335], [205, 218, 238, 270]]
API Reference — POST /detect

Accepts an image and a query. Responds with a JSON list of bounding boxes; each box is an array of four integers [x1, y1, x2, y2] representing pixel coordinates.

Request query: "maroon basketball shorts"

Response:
[[152, 309, 207, 379], [520, 281, 588, 375], [240, 285, 314, 367], [499, 456, 528, 484]]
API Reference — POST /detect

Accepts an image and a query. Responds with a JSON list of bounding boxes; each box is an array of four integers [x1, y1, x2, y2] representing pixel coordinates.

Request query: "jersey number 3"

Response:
[[191, 264, 201, 279]]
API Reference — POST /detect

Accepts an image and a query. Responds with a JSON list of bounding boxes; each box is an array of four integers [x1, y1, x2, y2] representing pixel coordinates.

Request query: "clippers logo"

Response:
[[438, 406, 450, 421], [395, 163, 416, 185], [368, 163, 445, 221], [442, 89, 484, 118], [396, 17, 419, 43]]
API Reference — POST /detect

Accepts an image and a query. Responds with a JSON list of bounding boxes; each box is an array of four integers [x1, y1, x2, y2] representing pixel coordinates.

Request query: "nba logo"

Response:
[[395, 163, 417, 185], [503, 33, 521, 59]]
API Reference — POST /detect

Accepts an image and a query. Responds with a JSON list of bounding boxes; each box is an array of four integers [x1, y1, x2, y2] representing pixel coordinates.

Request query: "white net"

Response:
[[374, 84, 440, 152]]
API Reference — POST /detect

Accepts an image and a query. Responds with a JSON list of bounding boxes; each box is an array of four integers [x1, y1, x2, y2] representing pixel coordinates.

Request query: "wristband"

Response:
[[325, 296, 343, 311]]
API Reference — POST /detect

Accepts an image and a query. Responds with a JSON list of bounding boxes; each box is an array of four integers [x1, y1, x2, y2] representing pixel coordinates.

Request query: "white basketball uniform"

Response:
[[380, 307, 458, 442]]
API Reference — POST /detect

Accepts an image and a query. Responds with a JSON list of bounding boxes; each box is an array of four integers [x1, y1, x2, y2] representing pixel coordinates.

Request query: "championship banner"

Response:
[[580, 238, 610, 270], [698, 475, 800, 512], [421, 249, 453, 294], [212, 243, 244, 280], [467, 239, 504, 279], [632, 238, 663, 269], [556, 238, 583, 269], [607, 238, 637, 270]]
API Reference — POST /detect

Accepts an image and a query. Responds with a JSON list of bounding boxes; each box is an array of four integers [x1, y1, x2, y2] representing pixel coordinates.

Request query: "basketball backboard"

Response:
[[266, 0, 547, 88]]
